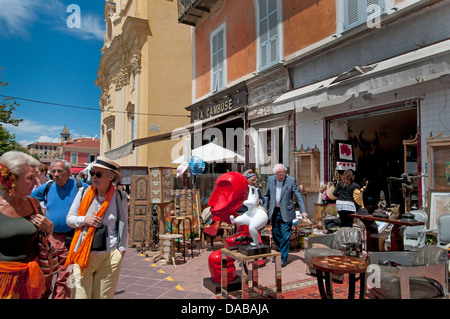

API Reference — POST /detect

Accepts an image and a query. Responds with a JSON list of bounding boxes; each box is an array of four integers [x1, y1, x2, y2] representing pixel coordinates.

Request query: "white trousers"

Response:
[[71, 249, 123, 299]]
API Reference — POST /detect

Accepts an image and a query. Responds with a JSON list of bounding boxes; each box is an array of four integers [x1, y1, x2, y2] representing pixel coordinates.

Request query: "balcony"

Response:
[[177, 0, 217, 26]]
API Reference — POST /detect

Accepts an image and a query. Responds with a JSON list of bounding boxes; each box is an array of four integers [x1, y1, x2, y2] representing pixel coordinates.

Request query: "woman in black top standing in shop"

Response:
[[333, 169, 360, 227]]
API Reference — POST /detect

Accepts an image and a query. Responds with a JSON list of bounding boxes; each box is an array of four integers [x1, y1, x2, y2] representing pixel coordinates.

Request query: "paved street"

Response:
[[114, 242, 313, 299]]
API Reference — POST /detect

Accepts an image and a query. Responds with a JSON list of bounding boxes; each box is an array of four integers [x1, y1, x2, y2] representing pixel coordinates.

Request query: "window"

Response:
[[211, 24, 226, 93], [106, 130, 112, 152], [344, 0, 385, 30], [127, 102, 135, 141], [71, 153, 78, 164], [130, 115, 135, 141], [258, 0, 279, 70]]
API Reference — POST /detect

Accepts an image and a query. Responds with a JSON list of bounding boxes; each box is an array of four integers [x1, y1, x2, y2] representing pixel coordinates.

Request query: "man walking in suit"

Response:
[[264, 163, 307, 266]]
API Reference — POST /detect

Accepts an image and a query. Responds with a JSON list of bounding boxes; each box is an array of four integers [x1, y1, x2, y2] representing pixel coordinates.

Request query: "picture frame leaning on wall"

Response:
[[427, 189, 450, 229]]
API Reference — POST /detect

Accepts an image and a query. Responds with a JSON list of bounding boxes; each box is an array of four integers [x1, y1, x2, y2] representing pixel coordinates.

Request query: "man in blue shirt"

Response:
[[31, 159, 88, 299]]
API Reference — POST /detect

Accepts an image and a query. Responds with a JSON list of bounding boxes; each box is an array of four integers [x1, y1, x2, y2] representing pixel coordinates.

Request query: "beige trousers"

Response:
[[71, 249, 123, 299]]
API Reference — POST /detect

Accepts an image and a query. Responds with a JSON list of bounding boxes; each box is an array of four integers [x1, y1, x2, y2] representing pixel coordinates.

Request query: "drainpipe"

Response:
[[293, 106, 297, 151]]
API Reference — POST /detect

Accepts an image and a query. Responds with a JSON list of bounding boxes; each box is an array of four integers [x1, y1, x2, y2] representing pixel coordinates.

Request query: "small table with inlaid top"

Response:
[[312, 255, 369, 299]]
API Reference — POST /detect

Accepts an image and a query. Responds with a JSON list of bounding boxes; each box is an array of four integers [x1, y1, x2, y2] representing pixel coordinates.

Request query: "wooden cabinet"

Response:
[[128, 175, 153, 248], [292, 147, 320, 192], [427, 131, 450, 189]]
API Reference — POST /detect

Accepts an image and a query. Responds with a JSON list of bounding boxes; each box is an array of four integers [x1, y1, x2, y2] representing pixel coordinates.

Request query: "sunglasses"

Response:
[[90, 170, 105, 178]]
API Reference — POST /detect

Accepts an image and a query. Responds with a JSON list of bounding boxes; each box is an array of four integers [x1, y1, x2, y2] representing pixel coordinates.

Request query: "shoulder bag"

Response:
[[91, 224, 108, 251], [28, 197, 59, 277]]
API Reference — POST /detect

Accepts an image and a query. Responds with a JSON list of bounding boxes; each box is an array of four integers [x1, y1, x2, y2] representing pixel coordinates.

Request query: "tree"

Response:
[[0, 68, 22, 127], [0, 67, 29, 156]]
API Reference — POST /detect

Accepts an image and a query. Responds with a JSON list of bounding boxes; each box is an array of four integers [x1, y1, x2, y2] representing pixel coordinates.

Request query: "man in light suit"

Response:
[[264, 163, 307, 266]]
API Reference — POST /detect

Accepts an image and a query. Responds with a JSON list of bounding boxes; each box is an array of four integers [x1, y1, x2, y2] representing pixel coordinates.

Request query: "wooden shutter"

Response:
[[345, 0, 384, 30], [345, 0, 362, 30], [211, 28, 224, 92], [259, 0, 278, 70]]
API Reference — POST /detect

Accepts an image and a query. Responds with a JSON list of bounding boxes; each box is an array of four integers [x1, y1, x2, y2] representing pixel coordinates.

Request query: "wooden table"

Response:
[[312, 255, 369, 299], [220, 248, 282, 299], [349, 214, 424, 251], [153, 234, 183, 267]]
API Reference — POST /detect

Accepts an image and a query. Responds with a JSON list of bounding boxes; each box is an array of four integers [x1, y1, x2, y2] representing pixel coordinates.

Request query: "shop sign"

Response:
[[191, 90, 246, 121]]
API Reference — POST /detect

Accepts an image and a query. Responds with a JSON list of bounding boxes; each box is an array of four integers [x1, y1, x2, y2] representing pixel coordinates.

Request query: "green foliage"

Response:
[[425, 234, 436, 245], [0, 125, 30, 156], [0, 67, 28, 156], [0, 69, 22, 127]]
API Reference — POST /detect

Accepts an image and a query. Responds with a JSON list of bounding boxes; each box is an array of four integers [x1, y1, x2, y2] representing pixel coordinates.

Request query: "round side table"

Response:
[[312, 255, 369, 299]]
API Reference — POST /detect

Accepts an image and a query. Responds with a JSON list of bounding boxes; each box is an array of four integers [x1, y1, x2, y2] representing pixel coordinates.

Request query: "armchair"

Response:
[[304, 227, 362, 281], [384, 210, 427, 251], [418, 214, 450, 248], [367, 245, 448, 299]]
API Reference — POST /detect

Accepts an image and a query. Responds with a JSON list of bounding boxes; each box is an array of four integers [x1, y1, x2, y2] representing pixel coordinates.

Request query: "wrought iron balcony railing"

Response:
[[177, 0, 216, 26]]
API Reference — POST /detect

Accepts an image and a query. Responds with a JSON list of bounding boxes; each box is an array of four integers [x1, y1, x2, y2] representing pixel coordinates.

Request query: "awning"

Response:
[[105, 107, 244, 160], [273, 38, 450, 114], [70, 166, 85, 174]]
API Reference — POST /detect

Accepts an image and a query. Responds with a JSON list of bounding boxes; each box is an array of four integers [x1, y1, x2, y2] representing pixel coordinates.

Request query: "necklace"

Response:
[[94, 195, 105, 213], [95, 194, 105, 204]]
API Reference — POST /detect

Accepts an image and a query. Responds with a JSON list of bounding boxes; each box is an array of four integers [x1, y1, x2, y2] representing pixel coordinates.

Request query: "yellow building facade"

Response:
[[95, 0, 192, 167]]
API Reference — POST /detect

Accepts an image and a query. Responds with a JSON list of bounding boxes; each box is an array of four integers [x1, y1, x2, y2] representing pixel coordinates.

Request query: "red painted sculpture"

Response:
[[207, 172, 249, 224], [206, 172, 256, 283]]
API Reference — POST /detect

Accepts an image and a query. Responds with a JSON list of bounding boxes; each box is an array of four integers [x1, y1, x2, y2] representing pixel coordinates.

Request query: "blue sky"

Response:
[[0, 0, 105, 146]]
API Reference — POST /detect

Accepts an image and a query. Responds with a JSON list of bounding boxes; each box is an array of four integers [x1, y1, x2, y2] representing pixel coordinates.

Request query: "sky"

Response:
[[0, 0, 106, 147]]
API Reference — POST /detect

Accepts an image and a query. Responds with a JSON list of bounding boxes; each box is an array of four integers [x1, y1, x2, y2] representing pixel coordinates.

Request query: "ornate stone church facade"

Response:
[[95, 0, 192, 167]]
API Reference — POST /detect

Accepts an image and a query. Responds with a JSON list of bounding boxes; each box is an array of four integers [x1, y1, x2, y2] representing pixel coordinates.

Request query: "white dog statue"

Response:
[[230, 185, 268, 246]]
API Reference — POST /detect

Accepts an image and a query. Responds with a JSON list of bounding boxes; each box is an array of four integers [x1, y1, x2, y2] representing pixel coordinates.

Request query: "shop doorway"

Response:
[[327, 105, 418, 212]]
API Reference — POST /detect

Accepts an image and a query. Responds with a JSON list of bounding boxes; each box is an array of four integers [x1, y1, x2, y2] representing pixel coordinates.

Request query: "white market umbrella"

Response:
[[80, 164, 93, 182], [176, 137, 192, 178], [183, 136, 191, 163], [172, 142, 245, 164]]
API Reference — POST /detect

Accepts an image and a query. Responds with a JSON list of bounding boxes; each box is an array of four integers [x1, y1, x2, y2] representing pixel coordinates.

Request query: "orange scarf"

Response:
[[0, 260, 45, 299], [65, 184, 114, 272]]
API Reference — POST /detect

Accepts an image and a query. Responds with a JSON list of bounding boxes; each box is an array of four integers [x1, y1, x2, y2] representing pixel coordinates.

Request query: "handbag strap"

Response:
[[29, 198, 55, 276], [28, 197, 44, 216]]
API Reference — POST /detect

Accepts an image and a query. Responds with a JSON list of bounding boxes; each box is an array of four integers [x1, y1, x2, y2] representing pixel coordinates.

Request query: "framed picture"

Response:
[[335, 140, 354, 161], [427, 189, 450, 229]]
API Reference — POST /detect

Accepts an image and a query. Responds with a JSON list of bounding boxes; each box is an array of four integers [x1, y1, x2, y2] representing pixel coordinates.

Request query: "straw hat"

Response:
[[91, 156, 124, 180]]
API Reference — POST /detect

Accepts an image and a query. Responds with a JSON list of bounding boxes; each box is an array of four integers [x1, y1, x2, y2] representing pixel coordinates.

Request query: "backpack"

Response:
[[43, 179, 83, 204]]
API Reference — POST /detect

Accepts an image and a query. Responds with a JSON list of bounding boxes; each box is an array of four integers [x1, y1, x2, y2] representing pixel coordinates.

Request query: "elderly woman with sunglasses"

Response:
[[66, 157, 128, 299]]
